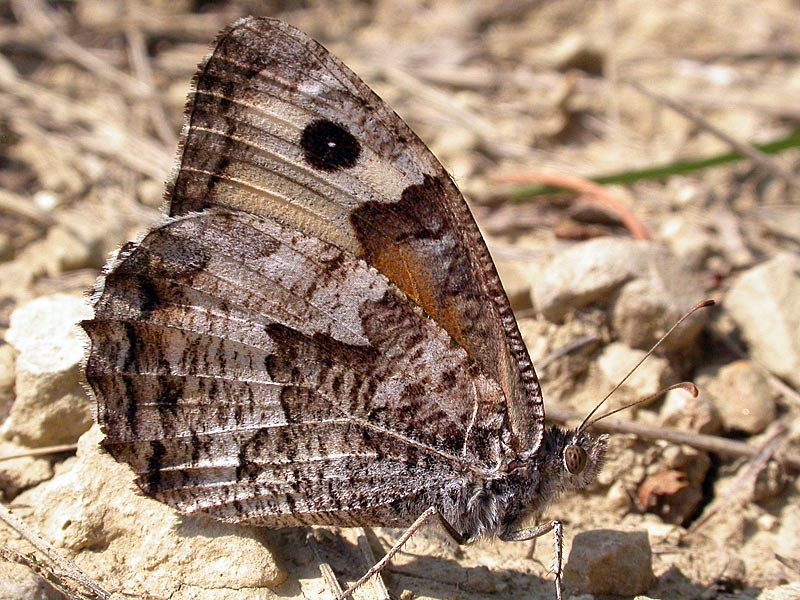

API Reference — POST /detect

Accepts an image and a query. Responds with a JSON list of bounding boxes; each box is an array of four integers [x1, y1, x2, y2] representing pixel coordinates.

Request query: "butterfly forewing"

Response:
[[168, 17, 544, 453]]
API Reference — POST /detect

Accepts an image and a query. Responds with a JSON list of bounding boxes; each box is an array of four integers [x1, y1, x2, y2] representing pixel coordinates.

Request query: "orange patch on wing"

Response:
[[369, 242, 469, 353]]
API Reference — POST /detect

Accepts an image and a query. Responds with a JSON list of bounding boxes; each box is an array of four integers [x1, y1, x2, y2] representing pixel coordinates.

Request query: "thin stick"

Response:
[[307, 531, 346, 598], [629, 80, 800, 192], [11, 0, 150, 98], [547, 405, 800, 470], [356, 529, 390, 600], [0, 443, 77, 462], [124, 25, 178, 149], [339, 506, 437, 600], [0, 189, 54, 228], [0, 503, 110, 599], [688, 420, 789, 533]]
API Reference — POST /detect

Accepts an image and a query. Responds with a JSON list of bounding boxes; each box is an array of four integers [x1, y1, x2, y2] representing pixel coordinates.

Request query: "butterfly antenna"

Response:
[[585, 382, 698, 427], [577, 299, 715, 433]]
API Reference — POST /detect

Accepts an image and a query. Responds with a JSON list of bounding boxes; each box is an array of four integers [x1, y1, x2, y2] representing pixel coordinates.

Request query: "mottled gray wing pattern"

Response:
[[85, 211, 507, 525], [167, 17, 544, 454]]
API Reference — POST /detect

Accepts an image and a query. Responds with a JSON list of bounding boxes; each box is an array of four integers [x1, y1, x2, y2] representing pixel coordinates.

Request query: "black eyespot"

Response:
[[300, 119, 360, 172], [564, 444, 587, 474]]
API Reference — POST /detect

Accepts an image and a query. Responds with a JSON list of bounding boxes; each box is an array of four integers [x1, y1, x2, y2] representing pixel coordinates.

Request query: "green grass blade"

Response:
[[505, 129, 800, 200]]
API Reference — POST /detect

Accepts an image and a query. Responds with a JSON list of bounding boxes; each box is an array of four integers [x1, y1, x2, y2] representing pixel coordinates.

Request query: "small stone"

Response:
[[532, 238, 646, 322], [2, 294, 94, 446], [659, 215, 714, 270], [494, 258, 534, 311], [776, 500, 800, 562], [660, 386, 721, 434], [137, 177, 165, 208], [564, 529, 654, 596], [596, 342, 676, 408], [752, 461, 786, 502], [714, 557, 746, 593], [697, 361, 777, 434], [0, 440, 54, 499], [547, 33, 605, 74], [610, 275, 707, 354], [757, 583, 800, 600], [532, 238, 706, 353], [465, 565, 496, 593], [41, 225, 95, 277], [605, 479, 633, 513], [726, 253, 800, 389], [0, 560, 65, 600], [757, 513, 778, 532]]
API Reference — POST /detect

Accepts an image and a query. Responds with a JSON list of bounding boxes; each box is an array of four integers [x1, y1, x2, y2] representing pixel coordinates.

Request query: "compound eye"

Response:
[[564, 444, 588, 474]]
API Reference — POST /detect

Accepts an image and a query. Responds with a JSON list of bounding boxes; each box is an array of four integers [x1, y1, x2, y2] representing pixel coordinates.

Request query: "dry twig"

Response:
[[495, 171, 652, 240], [546, 405, 800, 470], [0, 503, 110, 600], [629, 80, 800, 191]]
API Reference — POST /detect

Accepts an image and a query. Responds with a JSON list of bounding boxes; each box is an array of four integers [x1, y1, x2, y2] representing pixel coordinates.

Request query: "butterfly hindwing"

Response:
[[85, 211, 508, 525]]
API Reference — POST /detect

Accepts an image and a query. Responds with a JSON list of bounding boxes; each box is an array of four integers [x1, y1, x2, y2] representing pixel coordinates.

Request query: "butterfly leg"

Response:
[[500, 520, 564, 600], [338, 506, 442, 600]]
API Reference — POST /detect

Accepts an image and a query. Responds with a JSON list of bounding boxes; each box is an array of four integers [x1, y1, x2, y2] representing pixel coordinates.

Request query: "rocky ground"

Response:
[[0, 1, 799, 599]]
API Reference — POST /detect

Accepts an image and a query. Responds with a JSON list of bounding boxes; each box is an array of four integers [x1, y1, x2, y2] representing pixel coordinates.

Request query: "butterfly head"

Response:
[[522, 425, 608, 502], [495, 426, 608, 532], [558, 427, 607, 489]]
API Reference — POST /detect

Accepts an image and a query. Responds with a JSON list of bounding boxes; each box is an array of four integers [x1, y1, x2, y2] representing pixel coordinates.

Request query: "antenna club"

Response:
[[681, 382, 699, 397], [696, 299, 716, 310]]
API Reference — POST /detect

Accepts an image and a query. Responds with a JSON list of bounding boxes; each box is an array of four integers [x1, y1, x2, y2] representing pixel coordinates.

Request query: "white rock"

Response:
[[41, 225, 95, 277], [564, 529, 654, 596], [697, 361, 777, 434], [0, 440, 54, 498], [14, 426, 285, 599], [596, 342, 676, 408], [0, 343, 15, 423], [532, 237, 647, 322], [610, 275, 707, 354], [757, 583, 800, 600], [494, 258, 535, 311], [532, 238, 707, 352], [726, 253, 800, 389], [3, 294, 94, 446], [776, 499, 800, 566], [659, 215, 714, 270]]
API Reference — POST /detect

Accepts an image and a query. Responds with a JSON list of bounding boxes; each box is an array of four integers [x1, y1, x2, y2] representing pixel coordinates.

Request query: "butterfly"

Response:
[[82, 16, 607, 599]]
